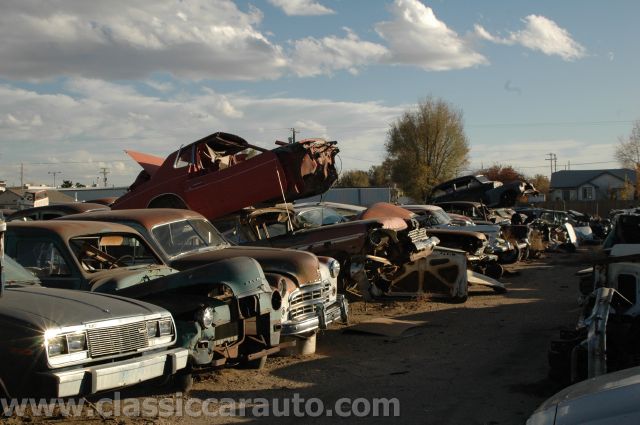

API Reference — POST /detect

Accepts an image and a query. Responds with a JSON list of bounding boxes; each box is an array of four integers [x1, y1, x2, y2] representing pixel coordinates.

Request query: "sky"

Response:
[[1, 0, 639, 187]]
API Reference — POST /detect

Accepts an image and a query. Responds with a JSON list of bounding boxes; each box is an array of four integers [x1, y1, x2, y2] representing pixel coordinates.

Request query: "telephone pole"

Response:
[[545, 153, 557, 178], [48, 171, 61, 188], [99, 167, 110, 188], [288, 128, 299, 144]]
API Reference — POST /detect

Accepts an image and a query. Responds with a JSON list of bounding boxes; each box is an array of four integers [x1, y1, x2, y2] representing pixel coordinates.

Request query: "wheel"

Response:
[[484, 262, 504, 280], [498, 246, 520, 264]]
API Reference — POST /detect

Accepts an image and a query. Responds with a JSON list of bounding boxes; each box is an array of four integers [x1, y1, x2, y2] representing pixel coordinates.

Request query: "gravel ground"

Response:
[[5, 247, 598, 425]]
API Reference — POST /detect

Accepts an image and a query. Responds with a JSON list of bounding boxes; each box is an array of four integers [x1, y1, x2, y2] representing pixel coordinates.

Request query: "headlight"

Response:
[[47, 336, 65, 357], [196, 307, 215, 328], [158, 319, 173, 336], [328, 259, 341, 278], [66, 333, 87, 353], [146, 321, 159, 338]]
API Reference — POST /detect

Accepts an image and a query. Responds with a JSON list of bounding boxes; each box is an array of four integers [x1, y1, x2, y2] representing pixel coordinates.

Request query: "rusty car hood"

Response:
[[169, 245, 322, 286], [357, 202, 418, 231]]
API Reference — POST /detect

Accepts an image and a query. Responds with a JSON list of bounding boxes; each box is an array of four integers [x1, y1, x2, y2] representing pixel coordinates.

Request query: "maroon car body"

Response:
[[111, 132, 339, 220]]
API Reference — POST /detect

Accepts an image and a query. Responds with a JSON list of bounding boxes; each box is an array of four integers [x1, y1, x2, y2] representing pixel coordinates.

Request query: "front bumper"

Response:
[[282, 295, 349, 336], [45, 347, 188, 398]]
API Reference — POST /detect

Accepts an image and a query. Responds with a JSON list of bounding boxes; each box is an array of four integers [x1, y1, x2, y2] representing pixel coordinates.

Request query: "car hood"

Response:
[[357, 202, 413, 231], [533, 365, 640, 420], [86, 265, 177, 292], [0, 285, 165, 330], [170, 246, 321, 286]]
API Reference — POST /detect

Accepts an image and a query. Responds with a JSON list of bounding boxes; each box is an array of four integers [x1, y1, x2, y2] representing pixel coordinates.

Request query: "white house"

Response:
[[549, 169, 636, 201]]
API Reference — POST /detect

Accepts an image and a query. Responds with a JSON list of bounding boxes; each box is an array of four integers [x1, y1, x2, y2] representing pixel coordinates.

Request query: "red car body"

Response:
[[112, 132, 339, 220]]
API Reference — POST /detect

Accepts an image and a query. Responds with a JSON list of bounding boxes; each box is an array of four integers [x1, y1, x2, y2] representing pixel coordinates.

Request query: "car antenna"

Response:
[[275, 169, 294, 232]]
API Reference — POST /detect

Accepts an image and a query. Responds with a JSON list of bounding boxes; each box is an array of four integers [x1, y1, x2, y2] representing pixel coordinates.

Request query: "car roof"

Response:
[[57, 208, 207, 229], [8, 202, 109, 219], [7, 219, 146, 240]]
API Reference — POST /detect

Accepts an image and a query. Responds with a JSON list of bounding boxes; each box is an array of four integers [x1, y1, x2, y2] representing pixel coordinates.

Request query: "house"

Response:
[[549, 169, 637, 201], [0, 187, 75, 210]]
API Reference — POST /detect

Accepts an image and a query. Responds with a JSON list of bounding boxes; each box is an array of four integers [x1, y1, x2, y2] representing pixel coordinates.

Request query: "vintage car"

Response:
[[214, 202, 473, 301], [434, 201, 503, 224], [57, 208, 349, 354], [0, 249, 188, 398], [4, 220, 281, 377], [527, 364, 640, 425], [7, 202, 109, 222], [427, 175, 537, 208], [111, 131, 340, 220]]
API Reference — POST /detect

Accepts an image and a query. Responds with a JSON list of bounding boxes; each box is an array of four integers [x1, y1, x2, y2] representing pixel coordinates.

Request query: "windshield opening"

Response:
[[151, 219, 228, 258]]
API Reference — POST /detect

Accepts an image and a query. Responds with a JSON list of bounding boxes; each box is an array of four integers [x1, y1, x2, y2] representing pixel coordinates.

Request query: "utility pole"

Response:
[[288, 128, 299, 144], [545, 153, 557, 178], [48, 171, 61, 188], [99, 167, 109, 188], [20, 163, 24, 188]]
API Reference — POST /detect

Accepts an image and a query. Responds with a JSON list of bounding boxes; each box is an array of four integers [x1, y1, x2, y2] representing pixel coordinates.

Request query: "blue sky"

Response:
[[1, 0, 638, 187]]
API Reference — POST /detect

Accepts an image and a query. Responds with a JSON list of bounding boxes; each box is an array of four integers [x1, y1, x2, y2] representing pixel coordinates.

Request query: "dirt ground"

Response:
[[9, 246, 599, 425]]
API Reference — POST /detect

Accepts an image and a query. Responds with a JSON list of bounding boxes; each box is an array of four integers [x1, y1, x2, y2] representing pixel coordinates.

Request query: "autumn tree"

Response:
[[335, 170, 370, 187], [479, 164, 525, 183], [368, 161, 393, 186], [385, 97, 469, 201], [528, 174, 550, 195]]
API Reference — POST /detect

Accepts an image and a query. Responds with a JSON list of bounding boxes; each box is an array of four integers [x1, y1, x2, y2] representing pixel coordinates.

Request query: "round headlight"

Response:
[[197, 307, 215, 328], [328, 259, 341, 278]]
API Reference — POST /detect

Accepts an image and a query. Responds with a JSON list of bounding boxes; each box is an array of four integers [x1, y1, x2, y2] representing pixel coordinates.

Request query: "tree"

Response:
[[615, 120, 640, 169], [75, 182, 86, 188], [528, 174, 550, 195], [480, 164, 525, 183], [60, 180, 73, 188], [368, 161, 393, 186], [615, 120, 640, 199], [335, 170, 370, 187], [385, 97, 469, 201]]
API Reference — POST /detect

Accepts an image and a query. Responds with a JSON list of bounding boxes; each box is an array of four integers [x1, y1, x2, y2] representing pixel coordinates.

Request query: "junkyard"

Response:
[[2, 129, 640, 425], [2, 2, 640, 424]]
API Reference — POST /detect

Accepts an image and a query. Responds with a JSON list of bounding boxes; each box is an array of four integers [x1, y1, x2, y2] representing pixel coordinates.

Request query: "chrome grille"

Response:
[[290, 304, 316, 319], [87, 321, 148, 358], [289, 282, 332, 320], [407, 227, 428, 243]]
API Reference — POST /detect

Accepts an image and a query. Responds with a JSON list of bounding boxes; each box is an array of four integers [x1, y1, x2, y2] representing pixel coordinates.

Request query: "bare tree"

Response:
[[385, 97, 469, 201], [615, 120, 640, 199], [615, 120, 640, 168]]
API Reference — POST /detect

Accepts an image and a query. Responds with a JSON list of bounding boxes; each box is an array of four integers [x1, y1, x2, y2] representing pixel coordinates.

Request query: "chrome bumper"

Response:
[[282, 295, 349, 336], [47, 347, 189, 397]]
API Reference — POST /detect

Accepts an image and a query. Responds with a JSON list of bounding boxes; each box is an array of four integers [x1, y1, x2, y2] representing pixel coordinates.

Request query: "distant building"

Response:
[[549, 169, 636, 201], [0, 187, 75, 210]]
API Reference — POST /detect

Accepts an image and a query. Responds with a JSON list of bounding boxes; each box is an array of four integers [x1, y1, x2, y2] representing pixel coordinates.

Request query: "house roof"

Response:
[[550, 169, 637, 189], [1, 188, 75, 203]]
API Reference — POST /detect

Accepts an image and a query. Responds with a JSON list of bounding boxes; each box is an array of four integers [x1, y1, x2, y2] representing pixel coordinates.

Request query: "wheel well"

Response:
[[148, 194, 188, 209]]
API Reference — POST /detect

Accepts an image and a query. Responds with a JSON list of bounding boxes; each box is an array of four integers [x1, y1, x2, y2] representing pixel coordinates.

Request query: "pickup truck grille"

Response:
[[87, 321, 148, 358]]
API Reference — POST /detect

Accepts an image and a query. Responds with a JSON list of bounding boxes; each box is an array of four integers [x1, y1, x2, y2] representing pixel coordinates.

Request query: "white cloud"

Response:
[[0, 0, 287, 81], [475, 15, 586, 61], [268, 0, 335, 16], [0, 80, 404, 186], [290, 29, 389, 77], [374, 0, 488, 71]]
